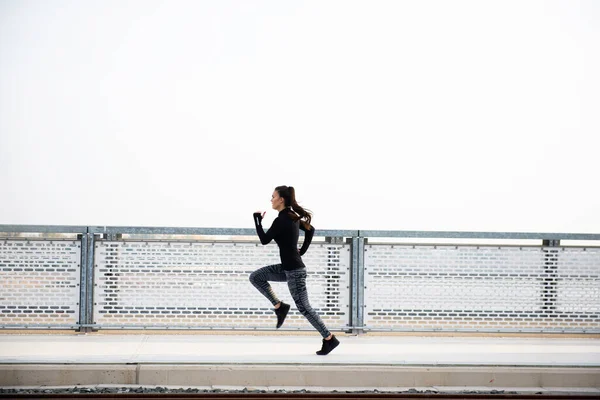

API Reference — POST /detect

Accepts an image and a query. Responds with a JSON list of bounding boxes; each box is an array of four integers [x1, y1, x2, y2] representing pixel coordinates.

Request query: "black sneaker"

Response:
[[316, 335, 340, 355], [274, 302, 290, 329]]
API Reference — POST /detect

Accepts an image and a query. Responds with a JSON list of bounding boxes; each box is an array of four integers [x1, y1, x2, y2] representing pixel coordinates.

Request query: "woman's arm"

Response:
[[254, 212, 281, 245], [298, 221, 315, 256]]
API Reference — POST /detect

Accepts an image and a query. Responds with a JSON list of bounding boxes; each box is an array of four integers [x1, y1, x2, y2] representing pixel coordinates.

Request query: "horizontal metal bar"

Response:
[[366, 242, 600, 249], [0, 238, 81, 242], [88, 226, 255, 235], [0, 325, 80, 329], [2, 225, 598, 240], [359, 230, 600, 240], [82, 325, 352, 331], [361, 327, 600, 334], [315, 229, 358, 237], [88, 226, 358, 237], [0, 225, 87, 234]]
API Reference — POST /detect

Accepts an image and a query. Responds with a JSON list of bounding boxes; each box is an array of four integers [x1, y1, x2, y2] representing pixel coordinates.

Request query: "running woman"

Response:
[[249, 185, 340, 355]]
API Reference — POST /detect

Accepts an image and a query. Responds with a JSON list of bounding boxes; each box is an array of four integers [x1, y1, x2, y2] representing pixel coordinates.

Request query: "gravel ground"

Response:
[[0, 387, 519, 395]]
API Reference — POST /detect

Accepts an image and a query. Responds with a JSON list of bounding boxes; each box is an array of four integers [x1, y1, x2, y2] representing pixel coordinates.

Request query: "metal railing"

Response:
[[1, 225, 599, 333]]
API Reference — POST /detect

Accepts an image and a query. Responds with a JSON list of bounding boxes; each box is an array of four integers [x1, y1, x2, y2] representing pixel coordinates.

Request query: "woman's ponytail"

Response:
[[275, 185, 312, 227]]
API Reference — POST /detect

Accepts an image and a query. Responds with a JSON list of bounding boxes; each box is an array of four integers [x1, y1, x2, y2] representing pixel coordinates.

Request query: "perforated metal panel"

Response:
[[0, 239, 80, 327], [363, 245, 600, 332], [93, 241, 350, 329], [556, 248, 600, 314]]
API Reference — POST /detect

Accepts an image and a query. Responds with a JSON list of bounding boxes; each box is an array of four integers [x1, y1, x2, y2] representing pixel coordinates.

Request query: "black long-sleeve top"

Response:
[[253, 208, 315, 271]]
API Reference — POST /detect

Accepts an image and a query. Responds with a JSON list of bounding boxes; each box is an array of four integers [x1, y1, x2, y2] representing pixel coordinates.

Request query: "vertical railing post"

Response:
[[78, 233, 88, 333], [347, 236, 359, 334], [78, 231, 96, 333], [86, 233, 96, 331], [541, 239, 560, 319], [348, 235, 366, 335], [357, 236, 366, 335]]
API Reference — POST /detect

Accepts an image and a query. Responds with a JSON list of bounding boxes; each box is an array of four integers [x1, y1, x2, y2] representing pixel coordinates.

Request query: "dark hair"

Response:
[[275, 185, 312, 227]]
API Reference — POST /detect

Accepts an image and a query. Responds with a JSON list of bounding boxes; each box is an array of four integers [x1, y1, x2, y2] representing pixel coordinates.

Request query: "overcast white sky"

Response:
[[1, 0, 599, 233]]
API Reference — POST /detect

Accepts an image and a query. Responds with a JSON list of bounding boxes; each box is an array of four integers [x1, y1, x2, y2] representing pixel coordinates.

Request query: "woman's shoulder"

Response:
[[280, 209, 295, 219]]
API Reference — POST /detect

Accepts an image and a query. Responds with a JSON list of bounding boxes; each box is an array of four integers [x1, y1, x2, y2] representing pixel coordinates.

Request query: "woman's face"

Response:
[[271, 190, 285, 210]]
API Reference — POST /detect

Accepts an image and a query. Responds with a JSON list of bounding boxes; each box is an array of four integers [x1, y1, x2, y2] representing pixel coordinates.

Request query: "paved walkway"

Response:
[[1, 333, 599, 366], [1, 333, 599, 391]]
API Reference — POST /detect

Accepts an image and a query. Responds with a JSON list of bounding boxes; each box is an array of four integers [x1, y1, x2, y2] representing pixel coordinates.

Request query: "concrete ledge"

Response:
[[0, 365, 137, 387], [138, 365, 600, 388], [2, 364, 599, 389]]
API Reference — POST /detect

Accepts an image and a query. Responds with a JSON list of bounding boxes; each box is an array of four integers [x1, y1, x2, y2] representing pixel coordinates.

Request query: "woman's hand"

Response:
[[253, 211, 266, 224]]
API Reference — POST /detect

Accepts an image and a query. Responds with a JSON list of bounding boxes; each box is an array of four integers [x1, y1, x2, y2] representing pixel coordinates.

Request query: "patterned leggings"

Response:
[[249, 264, 331, 338]]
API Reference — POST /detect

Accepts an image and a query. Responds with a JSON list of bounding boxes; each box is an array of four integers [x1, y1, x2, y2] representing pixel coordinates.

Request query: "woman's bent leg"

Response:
[[286, 268, 331, 338], [249, 264, 287, 306]]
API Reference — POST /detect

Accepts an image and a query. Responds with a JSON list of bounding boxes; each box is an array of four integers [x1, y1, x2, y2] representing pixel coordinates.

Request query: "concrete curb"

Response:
[[2, 364, 599, 389]]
